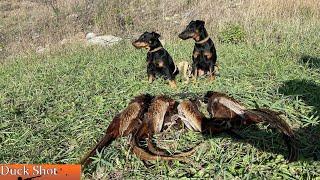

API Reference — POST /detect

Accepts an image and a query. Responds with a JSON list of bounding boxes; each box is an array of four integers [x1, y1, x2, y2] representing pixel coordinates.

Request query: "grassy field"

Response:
[[1, 19, 320, 179]]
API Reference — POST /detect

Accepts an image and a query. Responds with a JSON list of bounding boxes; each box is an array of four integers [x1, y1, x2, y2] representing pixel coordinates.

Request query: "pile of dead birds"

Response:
[[80, 91, 298, 169]]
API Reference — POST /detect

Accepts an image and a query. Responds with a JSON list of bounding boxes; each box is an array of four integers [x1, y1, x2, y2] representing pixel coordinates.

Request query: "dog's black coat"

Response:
[[193, 38, 217, 73], [147, 48, 178, 81], [133, 32, 178, 81], [179, 20, 217, 78]]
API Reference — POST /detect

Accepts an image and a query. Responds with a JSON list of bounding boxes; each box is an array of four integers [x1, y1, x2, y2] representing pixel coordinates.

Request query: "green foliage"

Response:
[[218, 23, 246, 44]]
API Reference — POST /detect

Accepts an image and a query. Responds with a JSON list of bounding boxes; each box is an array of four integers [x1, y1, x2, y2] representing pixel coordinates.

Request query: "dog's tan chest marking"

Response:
[[203, 51, 213, 59], [157, 60, 164, 67]]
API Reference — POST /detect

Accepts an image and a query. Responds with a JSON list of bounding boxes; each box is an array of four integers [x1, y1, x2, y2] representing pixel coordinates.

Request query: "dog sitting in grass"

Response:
[[179, 20, 218, 81], [132, 32, 178, 88]]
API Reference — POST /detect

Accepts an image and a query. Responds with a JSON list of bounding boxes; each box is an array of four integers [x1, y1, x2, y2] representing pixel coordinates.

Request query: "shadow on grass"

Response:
[[201, 79, 320, 162], [300, 55, 320, 70], [278, 79, 320, 116], [202, 125, 300, 163], [278, 79, 320, 161]]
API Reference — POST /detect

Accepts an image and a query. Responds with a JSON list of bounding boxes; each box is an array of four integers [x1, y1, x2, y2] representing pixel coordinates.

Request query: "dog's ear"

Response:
[[195, 20, 205, 27], [151, 32, 161, 39], [141, 31, 149, 37], [190, 20, 196, 24]]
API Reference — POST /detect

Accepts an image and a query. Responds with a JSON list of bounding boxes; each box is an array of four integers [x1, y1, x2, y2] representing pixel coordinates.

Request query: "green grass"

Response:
[[0, 32, 320, 179]]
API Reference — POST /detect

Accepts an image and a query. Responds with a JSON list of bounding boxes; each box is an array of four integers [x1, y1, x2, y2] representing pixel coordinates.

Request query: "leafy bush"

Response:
[[218, 23, 246, 44]]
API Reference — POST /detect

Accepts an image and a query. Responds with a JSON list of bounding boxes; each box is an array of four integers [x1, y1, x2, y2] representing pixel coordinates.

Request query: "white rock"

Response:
[[86, 32, 96, 40], [87, 35, 122, 46]]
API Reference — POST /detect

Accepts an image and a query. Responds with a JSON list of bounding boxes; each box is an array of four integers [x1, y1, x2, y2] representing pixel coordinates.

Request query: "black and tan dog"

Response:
[[178, 20, 218, 81], [132, 32, 178, 88]]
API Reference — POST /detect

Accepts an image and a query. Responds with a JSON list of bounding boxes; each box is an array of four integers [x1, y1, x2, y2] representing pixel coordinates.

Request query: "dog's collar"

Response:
[[195, 36, 210, 44], [149, 47, 163, 53]]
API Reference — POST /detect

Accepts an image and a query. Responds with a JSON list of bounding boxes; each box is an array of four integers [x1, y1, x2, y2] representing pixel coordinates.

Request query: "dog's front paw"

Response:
[[148, 75, 155, 83], [209, 75, 215, 81], [169, 80, 177, 89]]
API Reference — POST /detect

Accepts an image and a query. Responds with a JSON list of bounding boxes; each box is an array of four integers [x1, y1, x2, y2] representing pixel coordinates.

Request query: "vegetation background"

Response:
[[0, 0, 319, 179]]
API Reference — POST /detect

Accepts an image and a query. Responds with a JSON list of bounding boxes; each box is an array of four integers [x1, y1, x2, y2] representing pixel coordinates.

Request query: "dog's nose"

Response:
[[178, 32, 188, 40], [132, 40, 138, 47]]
